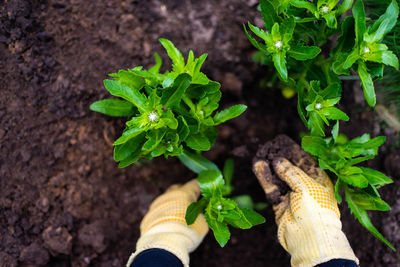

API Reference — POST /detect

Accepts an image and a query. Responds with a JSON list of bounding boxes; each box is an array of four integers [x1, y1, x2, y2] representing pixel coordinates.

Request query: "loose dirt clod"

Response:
[[42, 226, 72, 255], [78, 220, 107, 253], [19, 243, 49, 265]]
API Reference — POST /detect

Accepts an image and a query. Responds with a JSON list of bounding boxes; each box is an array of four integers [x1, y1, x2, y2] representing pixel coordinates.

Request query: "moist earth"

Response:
[[1, 0, 399, 266]]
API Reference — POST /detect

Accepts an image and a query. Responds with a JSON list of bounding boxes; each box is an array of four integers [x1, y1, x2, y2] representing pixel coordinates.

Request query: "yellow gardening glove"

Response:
[[254, 158, 358, 267], [126, 179, 209, 267]]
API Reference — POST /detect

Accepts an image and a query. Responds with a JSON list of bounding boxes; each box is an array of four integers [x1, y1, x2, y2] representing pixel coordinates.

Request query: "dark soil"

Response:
[[1, 0, 399, 266]]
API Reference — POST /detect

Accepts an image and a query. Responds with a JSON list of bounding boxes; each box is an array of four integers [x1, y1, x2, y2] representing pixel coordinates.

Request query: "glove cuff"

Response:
[[126, 221, 206, 267]]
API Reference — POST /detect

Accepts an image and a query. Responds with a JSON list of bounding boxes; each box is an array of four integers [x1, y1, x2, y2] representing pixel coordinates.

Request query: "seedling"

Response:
[[91, 39, 264, 246], [245, 0, 398, 250], [182, 153, 265, 247]]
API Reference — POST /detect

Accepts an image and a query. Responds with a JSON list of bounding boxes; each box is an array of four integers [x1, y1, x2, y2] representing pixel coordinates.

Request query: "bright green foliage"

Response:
[[364, 0, 400, 116], [244, 18, 321, 81], [247, 0, 398, 250], [302, 133, 394, 249], [301, 81, 349, 136], [333, 0, 399, 106], [182, 152, 265, 247], [91, 39, 247, 168], [91, 39, 256, 246]]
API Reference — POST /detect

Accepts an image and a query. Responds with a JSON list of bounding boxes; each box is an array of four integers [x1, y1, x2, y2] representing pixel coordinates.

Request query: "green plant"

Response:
[[365, 0, 400, 119], [90, 39, 264, 246], [245, 0, 399, 250], [182, 153, 265, 247]]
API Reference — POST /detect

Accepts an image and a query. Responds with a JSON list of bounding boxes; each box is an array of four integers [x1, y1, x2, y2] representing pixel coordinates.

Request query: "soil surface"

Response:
[[1, 0, 400, 266]]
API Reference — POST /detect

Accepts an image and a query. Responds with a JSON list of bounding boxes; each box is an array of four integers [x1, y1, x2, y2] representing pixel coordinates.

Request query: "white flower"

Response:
[[363, 47, 370, 53], [148, 112, 158, 122], [217, 205, 222, 210], [275, 40, 283, 49], [321, 6, 329, 13], [315, 103, 322, 110]]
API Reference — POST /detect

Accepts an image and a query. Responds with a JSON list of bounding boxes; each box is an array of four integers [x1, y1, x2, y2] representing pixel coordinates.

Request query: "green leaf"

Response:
[[366, 0, 399, 43], [161, 73, 192, 108], [358, 61, 376, 107], [247, 22, 271, 44], [114, 133, 145, 162], [118, 148, 142, 168], [197, 170, 224, 198], [324, 13, 337, 29], [342, 49, 359, 69], [241, 208, 266, 226], [290, 0, 317, 13], [359, 167, 393, 188], [346, 155, 374, 166], [203, 127, 218, 148], [281, 16, 295, 43], [260, 0, 278, 31], [334, 179, 344, 203], [213, 104, 247, 125], [149, 52, 162, 74], [142, 129, 167, 151], [90, 99, 136, 117], [271, 23, 281, 41], [350, 191, 390, 211], [151, 145, 167, 158], [186, 133, 211, 151], [361, 136, 386, 149], [103, 80, 148, 112], [320, 107, 349, 121], [352, 0, 366, 46], [319, 158, 338, 175], [223, 158, 234, 191], [162, 110, 178, 130], [332, 120, 339, 142], [273, 53, 288, 81], [185, 198, 208, 225], [159, 38, 185, 72], [288, 44, 321, 61], [177, 116, 190, 141], [206, 213, 230, 247], [333, 53, 352, 75], [186, 82, 220, 99], [345, 186, 395, 251], [364, 51, 399, 70], [332, 16, 355, 54], [244, 24, 268, 52], [113, 127, 144, 145], [233, 195, 254, 209], [178, 151, 220, 174], [301, 135, 328, 157], [340, 174, 369, 188], [116, 70, 145, 90], [340, 166, 363, 176], [297, 82, 308, 126], [337, 0, 354, 15], [308, 112, 325, 136]]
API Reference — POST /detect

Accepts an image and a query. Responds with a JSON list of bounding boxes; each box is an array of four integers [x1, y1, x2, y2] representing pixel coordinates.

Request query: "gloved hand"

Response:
[[126, 179, 209, 267], [254, 157, 359, 267]]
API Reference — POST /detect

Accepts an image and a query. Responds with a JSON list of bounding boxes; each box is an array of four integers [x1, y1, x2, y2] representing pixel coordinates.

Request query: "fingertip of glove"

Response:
[[272, 157, 290, 172]]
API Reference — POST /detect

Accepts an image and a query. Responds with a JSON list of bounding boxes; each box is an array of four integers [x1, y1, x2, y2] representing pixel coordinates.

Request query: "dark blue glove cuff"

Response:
[[130, 248, 183, 267], [317, 259, 358, 267]]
